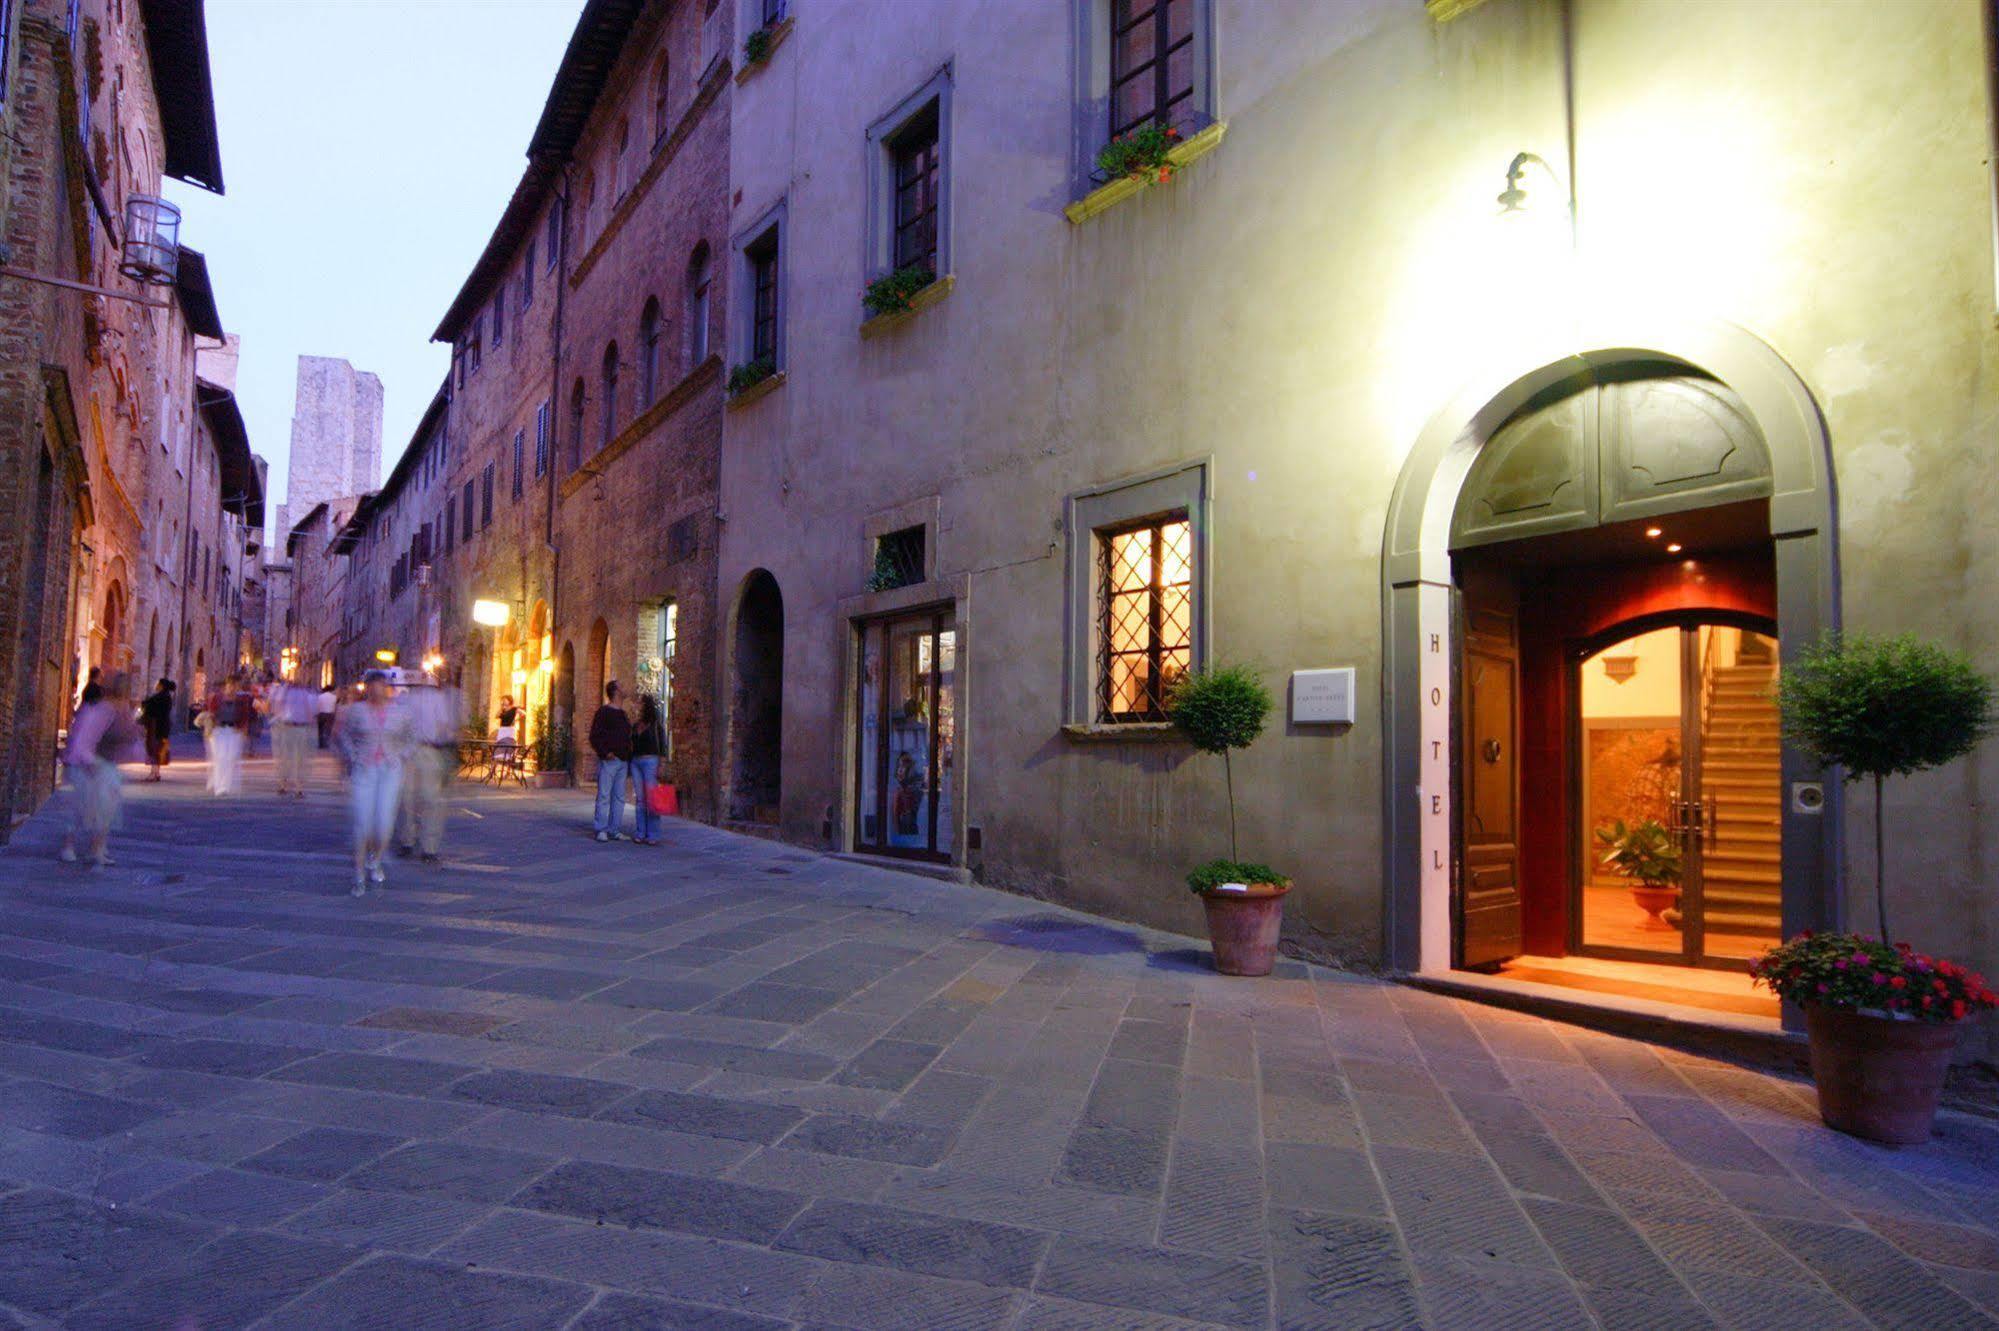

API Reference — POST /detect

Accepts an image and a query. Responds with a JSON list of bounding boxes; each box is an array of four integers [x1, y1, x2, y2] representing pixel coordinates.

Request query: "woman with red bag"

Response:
[[630, 693, 670, 845]]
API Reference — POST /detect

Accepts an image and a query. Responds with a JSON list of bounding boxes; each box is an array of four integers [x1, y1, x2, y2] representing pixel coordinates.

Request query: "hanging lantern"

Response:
[[119, 195, 182, 286]]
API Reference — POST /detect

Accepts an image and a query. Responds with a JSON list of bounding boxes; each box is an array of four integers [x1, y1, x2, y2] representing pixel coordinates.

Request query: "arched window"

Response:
[[652, 54, 671, 147], [614, 119, 631, 199], [568, 378, 586, 468], [639, 298, 662, 408], [685, 243, 712, 368], [600, 343, 619, 449]]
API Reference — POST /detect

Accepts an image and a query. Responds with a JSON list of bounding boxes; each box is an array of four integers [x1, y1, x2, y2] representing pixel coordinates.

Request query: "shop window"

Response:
[[636, 600, 678, 758]]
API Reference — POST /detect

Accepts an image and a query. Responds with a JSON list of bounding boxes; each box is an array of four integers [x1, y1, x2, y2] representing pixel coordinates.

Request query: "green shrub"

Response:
[[529, 710, 571, 773], [1185, 859, 1287, 894], [1594, 817, 1681, 890], [1095, 121, 1180, 183], [743, 25, 774, 65], [1167, 664, 1275, 877], [862, 264, 935, 318], [727, 357, 777, 396], [1777, 631, 1993, 941]]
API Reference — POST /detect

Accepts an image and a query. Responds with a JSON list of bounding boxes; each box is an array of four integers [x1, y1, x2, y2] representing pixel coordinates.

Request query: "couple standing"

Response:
[[587, 680, 667, 844]]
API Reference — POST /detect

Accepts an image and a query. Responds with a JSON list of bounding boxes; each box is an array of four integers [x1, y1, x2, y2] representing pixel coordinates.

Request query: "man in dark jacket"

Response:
[[589, 680, 633, 842], [140, 679, 175, 781]]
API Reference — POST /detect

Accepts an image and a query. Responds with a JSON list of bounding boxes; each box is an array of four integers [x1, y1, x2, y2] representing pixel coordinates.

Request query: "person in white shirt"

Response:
[[333, 669, 416, 895], [395, 675, 461, 863], [316, 684, 337, 748], [272, 680, 318, 798]]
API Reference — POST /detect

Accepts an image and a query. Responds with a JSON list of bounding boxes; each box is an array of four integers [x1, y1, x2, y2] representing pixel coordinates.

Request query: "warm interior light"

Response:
[[472, 599, 510, 627], [1665, 543, 1683, 553], [1645, 527, 1663, 539], [538, 658, 555, 674], [374, 648, 397, 664]]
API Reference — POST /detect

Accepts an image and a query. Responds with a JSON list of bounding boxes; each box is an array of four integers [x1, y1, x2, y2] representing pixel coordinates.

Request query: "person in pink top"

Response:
[[59, 672, 144, 866]]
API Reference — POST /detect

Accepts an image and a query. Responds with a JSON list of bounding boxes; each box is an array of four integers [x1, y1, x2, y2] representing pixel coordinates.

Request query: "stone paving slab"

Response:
[[0, 758, 1994, 1328]]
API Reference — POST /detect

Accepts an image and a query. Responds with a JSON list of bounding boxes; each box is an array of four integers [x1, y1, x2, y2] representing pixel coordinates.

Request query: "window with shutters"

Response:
[[462, 480, 475, 539], [512, 429, 525, 499], [481, 463, 494, 527], [534, 401, 550, 477]]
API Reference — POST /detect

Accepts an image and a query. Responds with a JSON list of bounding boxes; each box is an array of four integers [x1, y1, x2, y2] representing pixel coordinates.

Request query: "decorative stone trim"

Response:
[[1425, 0, 1491, 20], [569, 56, 731, 289], [1061, 722, 1184, 742], [1064, 120, 1228, 225], [734, 17, 794, 84], [725, 369, 786, 411], [558, 356, 720, 501], [859, 274, 954, 340]]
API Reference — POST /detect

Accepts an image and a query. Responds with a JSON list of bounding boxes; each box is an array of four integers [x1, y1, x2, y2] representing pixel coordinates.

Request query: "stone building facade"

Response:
[[336, 0, 1999, 1054], [341, 0, 732, 817], [0, 0, 251, 830]]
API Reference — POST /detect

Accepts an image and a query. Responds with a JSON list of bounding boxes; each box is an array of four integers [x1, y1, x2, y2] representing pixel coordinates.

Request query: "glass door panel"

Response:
[[1578, 626, 1686, 959], [1576, 619, 1780, 968], [853, 611, 956, 861]]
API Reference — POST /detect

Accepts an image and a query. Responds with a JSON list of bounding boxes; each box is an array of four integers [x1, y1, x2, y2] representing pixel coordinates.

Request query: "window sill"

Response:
[[859, 273, 954, 340], [726, 369, 786, 410], [1063, 119, 1229, 225], [1425, 0, 1491, 18], [734, 17, 794, 84], [1061, 722, 1185, 743]]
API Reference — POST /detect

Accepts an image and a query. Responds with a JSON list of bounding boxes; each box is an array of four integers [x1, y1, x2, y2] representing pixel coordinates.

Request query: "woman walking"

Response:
[[139, 678, 175, 781], [334, 668, 415, 896], [205, 674, 251, 795], [59, 673, 143, 866], [630, 693, 666, 845]]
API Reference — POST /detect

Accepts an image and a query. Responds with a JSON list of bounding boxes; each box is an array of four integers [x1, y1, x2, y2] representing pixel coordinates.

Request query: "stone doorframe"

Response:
[[1379, 316, 1842, 986]]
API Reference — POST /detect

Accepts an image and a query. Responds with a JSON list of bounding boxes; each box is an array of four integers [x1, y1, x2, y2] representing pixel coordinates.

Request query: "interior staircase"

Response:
[[1698, 657, 1783, 954]]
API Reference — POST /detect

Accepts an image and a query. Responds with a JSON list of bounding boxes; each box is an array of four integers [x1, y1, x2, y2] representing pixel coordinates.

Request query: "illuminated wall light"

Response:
[[472, 599, 510, 627], [1665, 543, 1684, 553], [1645, 527, 1663, 539]]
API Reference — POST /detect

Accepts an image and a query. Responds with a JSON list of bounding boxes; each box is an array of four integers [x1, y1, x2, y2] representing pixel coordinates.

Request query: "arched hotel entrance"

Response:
[[1380, 318, 1841, 1021]]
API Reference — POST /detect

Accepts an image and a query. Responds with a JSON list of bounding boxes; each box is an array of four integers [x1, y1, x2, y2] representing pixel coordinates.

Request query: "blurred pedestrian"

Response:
[[316, 682, 337, 748], [272, 677, 317, 797], [589, 680, 632, 843], [59, 672, 143, 866], [205, 673, 251, 795], [396, 673, 460, 863], [494, 694, 520, 749], [334, 668, 414, 895], [630, 692, 665, 846], [139, 678, 174, 781]]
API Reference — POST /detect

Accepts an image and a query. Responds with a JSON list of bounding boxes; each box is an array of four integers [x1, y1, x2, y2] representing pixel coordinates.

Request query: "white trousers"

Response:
[[208, 728, 243, 795], [350, 762, 402, 851]]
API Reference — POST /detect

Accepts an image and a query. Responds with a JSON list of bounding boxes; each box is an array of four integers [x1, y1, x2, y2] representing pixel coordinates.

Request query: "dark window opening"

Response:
[[1110, 0, 1195, 140], [747, 234, 779, 365], [868, 526, 925, 592], [889, 105, 941, 275]]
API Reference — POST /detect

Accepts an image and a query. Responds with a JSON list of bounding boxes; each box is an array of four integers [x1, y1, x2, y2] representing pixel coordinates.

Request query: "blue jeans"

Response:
[[593, 757, 629, 836], [631, 755, 659, 841]]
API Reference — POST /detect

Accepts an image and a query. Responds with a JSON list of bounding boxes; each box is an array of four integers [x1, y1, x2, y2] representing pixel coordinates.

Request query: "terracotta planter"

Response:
[[1199, 882, 1290, 977], [1630, 883, 1680, 931], [529, 770, 573, 790], [1804, 1004, 1963, 1145]]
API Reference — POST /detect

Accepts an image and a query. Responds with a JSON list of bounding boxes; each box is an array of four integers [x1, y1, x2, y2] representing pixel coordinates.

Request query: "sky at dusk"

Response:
[[164, 0, 583, 542]]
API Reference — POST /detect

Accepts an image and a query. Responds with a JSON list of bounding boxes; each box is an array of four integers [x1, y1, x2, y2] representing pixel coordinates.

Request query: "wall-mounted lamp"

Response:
[[471, 599, 510, 627], [1497, 151, 1567, 216], [374, 648, 398, 665]]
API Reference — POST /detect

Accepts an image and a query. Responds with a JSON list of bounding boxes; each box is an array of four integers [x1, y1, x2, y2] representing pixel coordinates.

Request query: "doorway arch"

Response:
[[1380, 316, 1839, 977], [727, 569, 784, 824]]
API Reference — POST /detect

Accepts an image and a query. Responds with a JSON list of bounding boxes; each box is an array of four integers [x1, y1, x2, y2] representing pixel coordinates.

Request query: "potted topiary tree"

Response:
[[1594, 817, 1683, 930], [1168, 664, 1289, 976], [1753, 632, 1998, 1143], [528, 710, 574, 790]]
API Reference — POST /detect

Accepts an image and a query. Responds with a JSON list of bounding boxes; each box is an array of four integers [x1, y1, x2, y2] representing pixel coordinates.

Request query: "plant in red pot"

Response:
[[1168, 665, 1290, 977], [1756, 632, 1995, 1144]]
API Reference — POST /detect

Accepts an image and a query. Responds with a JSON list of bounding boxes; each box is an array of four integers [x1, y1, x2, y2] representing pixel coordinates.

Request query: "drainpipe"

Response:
[[1559, 0, 1578, 251], [546, 164, 572, 732]]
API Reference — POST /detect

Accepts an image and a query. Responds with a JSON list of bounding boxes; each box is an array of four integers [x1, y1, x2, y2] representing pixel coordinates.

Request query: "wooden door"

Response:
[[1458, 569, 1522, 968]]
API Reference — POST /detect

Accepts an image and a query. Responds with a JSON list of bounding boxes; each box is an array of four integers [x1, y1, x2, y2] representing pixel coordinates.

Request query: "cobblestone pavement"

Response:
[[0, 751, 1995, 1330]]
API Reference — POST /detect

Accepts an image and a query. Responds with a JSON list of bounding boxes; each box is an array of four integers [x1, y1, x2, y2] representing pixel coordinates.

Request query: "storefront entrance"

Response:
[[853, 609, 956, 861]]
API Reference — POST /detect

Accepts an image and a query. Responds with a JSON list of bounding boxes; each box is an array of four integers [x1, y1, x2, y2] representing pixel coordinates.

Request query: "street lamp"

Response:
[[472, 599, 510, 627]]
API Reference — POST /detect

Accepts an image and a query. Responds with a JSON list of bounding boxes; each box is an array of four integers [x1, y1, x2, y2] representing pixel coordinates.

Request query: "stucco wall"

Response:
[[716, 0, 1999, 1049]]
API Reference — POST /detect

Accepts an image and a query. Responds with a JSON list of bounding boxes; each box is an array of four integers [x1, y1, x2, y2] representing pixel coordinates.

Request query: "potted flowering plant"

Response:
[[862, 264, 935, 319], [1754, 632, 1995, 1143], [1168, 664, 1290, 976], [1095, 121, 1181, 185]]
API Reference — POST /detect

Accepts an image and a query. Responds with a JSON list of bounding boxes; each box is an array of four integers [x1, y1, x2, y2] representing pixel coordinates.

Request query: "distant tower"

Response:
[[277, 355, 383, 538]]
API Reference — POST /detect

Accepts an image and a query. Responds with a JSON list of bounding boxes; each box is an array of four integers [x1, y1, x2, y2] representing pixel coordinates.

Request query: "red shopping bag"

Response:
[[647, 782, 679, 817]]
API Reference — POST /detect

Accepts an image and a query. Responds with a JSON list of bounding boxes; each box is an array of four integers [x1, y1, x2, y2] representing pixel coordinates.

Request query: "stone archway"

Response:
[[1379, 316, 1840, 977], [727, 570, 784, 825]]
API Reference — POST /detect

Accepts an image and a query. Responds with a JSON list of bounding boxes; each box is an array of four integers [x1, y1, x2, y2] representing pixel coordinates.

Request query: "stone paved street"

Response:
[[0, 752, 1995, 1330]]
